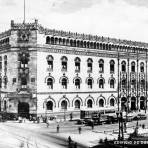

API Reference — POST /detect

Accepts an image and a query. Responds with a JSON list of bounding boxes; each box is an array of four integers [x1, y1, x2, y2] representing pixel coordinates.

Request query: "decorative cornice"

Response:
[[35, 91, 118, 95], [37, 45, 147, 60]]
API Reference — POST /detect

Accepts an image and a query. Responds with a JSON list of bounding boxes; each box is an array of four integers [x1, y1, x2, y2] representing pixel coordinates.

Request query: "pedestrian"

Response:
[[70, 113, 73, 121], [91, 121, 94, 130], [68, 136, 72, 147], [74, 142, 77, 148], [78, 127, 81, 134], [37, 117, 40, 123], [46, 119, 49, 128], [123, 122, 126, 133], [57, 124, 60, 133]]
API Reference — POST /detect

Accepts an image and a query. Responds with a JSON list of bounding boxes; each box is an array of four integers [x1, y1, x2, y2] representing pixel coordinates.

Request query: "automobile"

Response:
[[98, 115, 108, 125], [106, 115, 118, 124], [83, 117, 94, 126], [92, 117, 100, 125], [122, 114, 134, 122], [137, 113, 147, 120], [132, 113, 147, 120], [76, 119, 85, 125]]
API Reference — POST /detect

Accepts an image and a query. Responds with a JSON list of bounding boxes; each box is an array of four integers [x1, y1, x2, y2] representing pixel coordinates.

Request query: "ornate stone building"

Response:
[[0, 20, 147, 119]]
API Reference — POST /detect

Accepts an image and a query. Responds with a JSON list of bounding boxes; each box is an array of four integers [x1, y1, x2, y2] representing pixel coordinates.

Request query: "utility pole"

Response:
[[145, 50, 147, 113], [137, 50, 139, 111]]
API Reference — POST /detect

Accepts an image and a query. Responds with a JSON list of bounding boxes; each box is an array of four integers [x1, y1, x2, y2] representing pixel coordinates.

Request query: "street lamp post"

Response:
[[116, 111, 124, 140]]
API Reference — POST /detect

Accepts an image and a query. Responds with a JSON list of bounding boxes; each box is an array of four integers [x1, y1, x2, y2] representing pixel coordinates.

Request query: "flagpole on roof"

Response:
[[23, 0, 26, 23]]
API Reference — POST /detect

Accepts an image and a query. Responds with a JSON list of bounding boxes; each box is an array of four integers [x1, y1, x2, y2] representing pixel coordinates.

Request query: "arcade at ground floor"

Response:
[[0, 92, 148, 120]]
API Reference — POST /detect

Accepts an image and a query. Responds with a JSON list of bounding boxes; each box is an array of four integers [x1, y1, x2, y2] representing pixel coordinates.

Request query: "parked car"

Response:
[[98, 115, 108, 125], [137, 113, 147, 120], [84, 117, 94, 126], [76, 119, 85, 125], [122, 114, 135, 122], [92, 117, 100, 125], [133, 113, 147, 120], [106, 115, 118, 124]]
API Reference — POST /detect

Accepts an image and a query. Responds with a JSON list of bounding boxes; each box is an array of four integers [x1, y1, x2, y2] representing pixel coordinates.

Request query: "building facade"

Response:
[[0, 20, 147, 119]]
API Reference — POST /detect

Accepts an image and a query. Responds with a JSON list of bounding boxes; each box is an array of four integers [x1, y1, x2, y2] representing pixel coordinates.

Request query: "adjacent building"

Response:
[[0, 20, 147, 119]]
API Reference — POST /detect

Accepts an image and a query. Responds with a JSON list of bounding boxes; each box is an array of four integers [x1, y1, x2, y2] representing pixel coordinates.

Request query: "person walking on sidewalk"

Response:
[[74, 142, 77, 148], [68, 136, 72, 147], [91, 121, 94, 130], [57, 124, 60, 133], [46, 118, 49, 128], [78, 127, 81, 134]]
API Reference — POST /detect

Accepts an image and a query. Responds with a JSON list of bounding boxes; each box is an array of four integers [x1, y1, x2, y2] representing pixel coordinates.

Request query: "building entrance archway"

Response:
[[18, 102, 29, 118]]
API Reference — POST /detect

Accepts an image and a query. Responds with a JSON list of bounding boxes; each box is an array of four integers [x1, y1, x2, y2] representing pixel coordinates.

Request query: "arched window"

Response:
[[99, 59, 104, 73], [75, 100, 80, 109], [61, 100, 67, 110], [51, 37, 54, 44], [75, 78, 80, 89], [61, 56, 68, 71], [62, 78, 67, 89], [0, 56, 2, 71], [84, 41, 86, 48], [110, 79, 115, 88], [75, 57, 81, 72], [4, 100, 7, 110], [99, 99, 104, 107], [87, 78, 93, 89], [110, 99, 115, 106], [140, 62, 144, 72], [87, 58, 93, 72], [87, 99, 92, 108], [4, 55, 7, 72], [121, 61, 126, 72], [46, 101, 53, 110], [87, 42, 89, 48], [4, 76, 7, 88], [110, 60, 115, 73], [47, 78, 53, 89], [131, 61, 135, 72], [46, 36, 50, 44], [0, 77, 2, 88], [99, 79, 104, 88], [46, 55, 53, 70]]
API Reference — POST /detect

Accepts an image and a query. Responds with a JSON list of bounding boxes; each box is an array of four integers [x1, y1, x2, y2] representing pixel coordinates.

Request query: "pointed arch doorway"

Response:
[[18, 102, 29, 118]]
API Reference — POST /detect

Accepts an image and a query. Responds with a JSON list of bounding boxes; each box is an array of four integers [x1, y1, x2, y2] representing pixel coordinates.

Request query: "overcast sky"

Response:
[[0, 0, 148, 42]]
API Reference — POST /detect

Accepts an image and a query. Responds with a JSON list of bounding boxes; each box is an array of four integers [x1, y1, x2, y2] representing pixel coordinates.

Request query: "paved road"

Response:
[[0, 121, 86, 148], [0, 119, 147, 148]]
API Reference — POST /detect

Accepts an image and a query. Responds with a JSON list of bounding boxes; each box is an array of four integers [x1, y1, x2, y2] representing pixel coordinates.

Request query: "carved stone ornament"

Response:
[[18, 30, 30, 42]]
